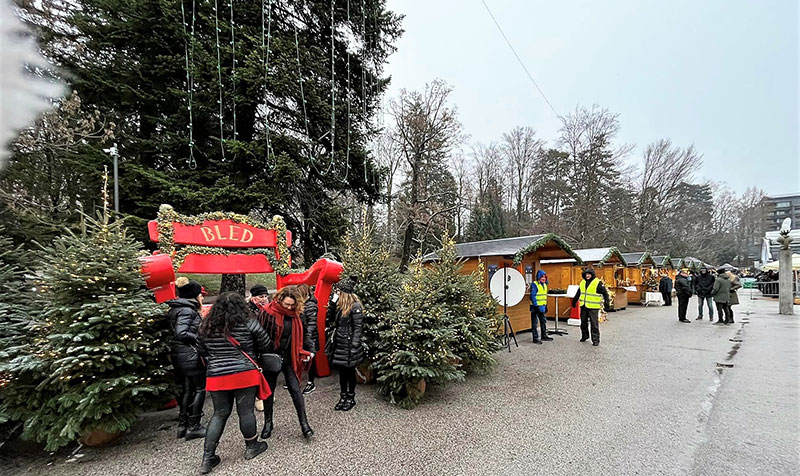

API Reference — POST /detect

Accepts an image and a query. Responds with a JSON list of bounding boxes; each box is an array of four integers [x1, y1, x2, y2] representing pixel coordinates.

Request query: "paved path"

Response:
[[4, 296, 798, 476]]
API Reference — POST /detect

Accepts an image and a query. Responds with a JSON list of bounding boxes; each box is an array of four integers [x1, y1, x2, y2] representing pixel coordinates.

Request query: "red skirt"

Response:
[[207, 370, 272, 400]]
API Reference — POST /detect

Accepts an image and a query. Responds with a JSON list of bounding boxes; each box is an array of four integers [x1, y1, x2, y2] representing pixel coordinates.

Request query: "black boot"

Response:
[[176, 412, 188, 439], [199, 447, 221, 474], [185, 415, 206, 441], [261, 399, 274, 439], [243, 438, 268, 460], [299, 417, 314, 439], [334, 392, 347, 411], [341, 392, 356, 412]]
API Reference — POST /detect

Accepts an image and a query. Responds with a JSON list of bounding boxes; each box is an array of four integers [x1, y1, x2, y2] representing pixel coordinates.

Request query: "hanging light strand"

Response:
[[213, 0, 226, 159], [361, 0, 367, 181], [343, 0, 350, 183], [326, 0, 336, 175], [262, 0, 273, 163], [179, 0, 197, 169], [229, 0, 237, 141]]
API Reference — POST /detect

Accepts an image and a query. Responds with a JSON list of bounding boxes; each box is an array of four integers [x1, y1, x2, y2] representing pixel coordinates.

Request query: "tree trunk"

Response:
[[399, 222, 415, 271], [220, 274, 246, 295]]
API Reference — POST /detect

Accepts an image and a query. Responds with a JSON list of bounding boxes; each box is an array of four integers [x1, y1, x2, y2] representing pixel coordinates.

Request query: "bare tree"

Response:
[[390, 80, 462, 270], [634, 139, 703, 247], [371, 127, 404, 251], [500, 126, 542, 234]]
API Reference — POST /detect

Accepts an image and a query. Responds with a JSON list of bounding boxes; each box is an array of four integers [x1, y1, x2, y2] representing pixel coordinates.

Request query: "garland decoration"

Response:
[[155, 204, 295, 275], [512, 233, 583, 266]]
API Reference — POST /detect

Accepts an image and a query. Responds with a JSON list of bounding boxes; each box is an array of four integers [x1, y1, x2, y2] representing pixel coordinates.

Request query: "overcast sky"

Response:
[[383, 0, 799, 196]]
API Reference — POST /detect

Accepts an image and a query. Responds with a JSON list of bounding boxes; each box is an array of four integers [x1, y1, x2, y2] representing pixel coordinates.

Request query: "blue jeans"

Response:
[[530, 307, 548, 340], [697, 296, 714, 318]]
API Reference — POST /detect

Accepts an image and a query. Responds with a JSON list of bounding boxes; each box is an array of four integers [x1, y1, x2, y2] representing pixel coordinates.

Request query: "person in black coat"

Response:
[[326, 276, 364, 411], [167, 277, 207, 440], [253, 286, 315, 440], [693, 268, 716, 321], [658, 273, 673, 306], [197, 292, 273, 473], [674, 269, 693, 323], [296, 284, 319, 394]]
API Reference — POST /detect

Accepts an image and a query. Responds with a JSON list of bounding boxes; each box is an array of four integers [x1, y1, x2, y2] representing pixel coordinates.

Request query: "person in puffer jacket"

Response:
[[197, 292, 273, 474], [296, 284, 319, 395], [167, 277, 207, 441], [326, 276, 364, 412]]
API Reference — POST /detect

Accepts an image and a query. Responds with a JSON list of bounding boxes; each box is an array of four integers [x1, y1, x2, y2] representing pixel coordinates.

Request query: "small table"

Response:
[[547, 294, 569, 336], [644, 292, 664, 306]]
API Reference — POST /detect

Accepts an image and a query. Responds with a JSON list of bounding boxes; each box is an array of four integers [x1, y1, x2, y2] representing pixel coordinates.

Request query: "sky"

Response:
[[383, 0, 799, 196]]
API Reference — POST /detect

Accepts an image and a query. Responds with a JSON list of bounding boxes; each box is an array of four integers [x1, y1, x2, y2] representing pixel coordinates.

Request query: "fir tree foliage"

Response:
[[0, 208, 170, 450], [341, 216, 402, 364]]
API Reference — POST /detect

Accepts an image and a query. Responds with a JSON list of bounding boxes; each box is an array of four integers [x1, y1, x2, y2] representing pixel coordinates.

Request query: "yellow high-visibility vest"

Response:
[[535, 282, 548, 306], [579, 279, 603, 309]]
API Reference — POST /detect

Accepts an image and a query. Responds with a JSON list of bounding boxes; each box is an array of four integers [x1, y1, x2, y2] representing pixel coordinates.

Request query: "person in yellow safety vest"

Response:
[[571, 268, 610, 347], [529, 270, 553, 345]]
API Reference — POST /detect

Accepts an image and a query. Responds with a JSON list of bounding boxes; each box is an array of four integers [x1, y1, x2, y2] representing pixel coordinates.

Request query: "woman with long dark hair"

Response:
[[252, 286, 315, 440], [167, 277, 207, 440], [197, 292, 272, 474], [296, 284, 319, 394], [326, 276, 364, 411]]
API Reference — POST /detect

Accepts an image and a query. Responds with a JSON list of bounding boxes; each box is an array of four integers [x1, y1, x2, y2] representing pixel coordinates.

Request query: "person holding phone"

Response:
[[252, 286, 315, 440]]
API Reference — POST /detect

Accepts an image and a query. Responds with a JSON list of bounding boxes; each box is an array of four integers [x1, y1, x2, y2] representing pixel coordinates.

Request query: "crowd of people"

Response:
[[667, 267, 742, 324], [166, 276, 364, 474]]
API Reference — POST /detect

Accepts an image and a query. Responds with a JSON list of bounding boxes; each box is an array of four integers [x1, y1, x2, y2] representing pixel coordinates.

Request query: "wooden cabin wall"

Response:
[[541, 263, 572, 290]]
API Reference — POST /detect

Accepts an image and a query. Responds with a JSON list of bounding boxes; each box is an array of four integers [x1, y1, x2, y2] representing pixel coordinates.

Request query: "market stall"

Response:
[[620, 252, 657, 305], [542, 247, 629, 312], [424, 234, 583, 333], [652, 254, 675, 280]]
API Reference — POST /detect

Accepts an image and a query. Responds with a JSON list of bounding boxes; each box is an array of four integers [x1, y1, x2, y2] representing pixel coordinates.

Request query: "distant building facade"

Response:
[[763, 193, 800, 231]]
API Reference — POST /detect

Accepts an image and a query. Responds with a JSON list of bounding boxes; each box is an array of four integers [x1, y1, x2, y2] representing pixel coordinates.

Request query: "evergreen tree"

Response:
[[373, 260, 464, 408], [466, 191, 506, 242], [0, 208, 171, 450], [14, 0, 402, 263], [341, 217, 402, 364], [429, 236, 501, 371]]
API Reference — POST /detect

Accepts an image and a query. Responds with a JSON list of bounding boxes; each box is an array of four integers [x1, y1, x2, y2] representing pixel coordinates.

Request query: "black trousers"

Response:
[[661, 292, 672, 306], [715, 302, 732, 323], [580, 307, 600, 344], [204, 386, 257, 453], [176, 370, 206, 423], [263, 362, 307, 424], [677, 296, 690, 321], [337, 366, 357, 394], [728, 305, 735, 323]]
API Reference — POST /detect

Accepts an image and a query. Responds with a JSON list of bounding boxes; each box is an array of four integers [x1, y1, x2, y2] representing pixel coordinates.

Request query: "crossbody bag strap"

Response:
[[227, 336, 262, 372]]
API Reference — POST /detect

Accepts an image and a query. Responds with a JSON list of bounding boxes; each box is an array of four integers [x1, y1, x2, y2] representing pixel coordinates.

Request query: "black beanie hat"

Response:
[[177, 280, 203, 299], [250, 284, 269, 297], [338, 275, 358, 294]]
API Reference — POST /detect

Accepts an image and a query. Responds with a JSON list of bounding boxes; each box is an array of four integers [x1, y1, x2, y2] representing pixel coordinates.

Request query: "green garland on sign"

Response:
[[511, 233, 584, 266], [155, 204, 295, 275]]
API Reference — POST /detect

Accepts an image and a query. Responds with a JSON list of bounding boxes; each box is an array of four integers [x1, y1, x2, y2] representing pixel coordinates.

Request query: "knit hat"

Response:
[[337, 275, 358, 294], [250, 284, 270, 297], [177, 279, 203, 299]]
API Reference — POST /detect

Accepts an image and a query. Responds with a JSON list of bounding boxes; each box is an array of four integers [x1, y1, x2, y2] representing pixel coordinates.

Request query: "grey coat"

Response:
[[711, 274, 732, 304]]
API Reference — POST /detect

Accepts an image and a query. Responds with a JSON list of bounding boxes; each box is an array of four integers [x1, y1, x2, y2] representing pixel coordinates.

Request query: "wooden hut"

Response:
[[652, 255, 674, 280], [670, 257, 684, 275], [424, 234, 582, 333], [541, 247, 629, 313], [620, 252, 657, 304]]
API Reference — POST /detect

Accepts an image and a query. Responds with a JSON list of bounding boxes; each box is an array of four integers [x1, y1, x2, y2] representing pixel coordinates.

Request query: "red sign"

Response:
[[147, 220, 292, 249]]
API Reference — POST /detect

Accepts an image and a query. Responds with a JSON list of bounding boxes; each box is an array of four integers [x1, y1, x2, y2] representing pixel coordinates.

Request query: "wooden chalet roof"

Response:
[[620, 251, 657, 267], [651, 255, 673, 268], [423, 234, 583, 264]]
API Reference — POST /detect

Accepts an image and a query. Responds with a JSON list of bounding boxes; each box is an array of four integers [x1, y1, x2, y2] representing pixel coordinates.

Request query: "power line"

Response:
[[480, 0, 560, 118]]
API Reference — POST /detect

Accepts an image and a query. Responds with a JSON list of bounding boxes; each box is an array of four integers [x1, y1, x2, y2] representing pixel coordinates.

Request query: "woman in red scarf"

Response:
[[253, 286, 315, 440]]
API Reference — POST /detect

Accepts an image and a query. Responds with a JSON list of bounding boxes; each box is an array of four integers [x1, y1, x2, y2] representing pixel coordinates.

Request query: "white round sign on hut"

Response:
[[490, 267, 526, 307]]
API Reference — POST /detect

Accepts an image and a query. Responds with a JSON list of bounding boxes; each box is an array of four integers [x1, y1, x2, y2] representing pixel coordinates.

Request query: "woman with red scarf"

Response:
[[252, 286, 315, 440]]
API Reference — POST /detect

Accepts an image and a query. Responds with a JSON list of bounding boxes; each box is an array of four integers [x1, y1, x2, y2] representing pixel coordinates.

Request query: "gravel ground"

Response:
[[3, 295, 798, 476]]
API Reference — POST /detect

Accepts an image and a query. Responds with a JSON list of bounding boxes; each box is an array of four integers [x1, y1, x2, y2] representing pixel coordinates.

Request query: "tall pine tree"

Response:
[[14, 0, 402, 264]]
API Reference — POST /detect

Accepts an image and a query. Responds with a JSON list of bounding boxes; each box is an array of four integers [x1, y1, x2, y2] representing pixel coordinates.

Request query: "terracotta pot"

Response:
[[80, 428, 121, 447], [355, 363, 375, 384], [447, 355, 463, 367], [406, 378, 426, 401]]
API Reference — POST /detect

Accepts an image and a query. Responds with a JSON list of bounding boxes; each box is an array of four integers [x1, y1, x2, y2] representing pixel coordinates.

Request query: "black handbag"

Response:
[[260, 353, 282, 374]]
